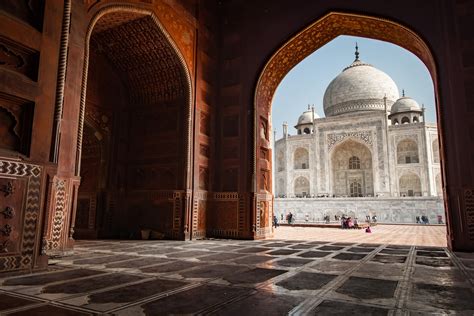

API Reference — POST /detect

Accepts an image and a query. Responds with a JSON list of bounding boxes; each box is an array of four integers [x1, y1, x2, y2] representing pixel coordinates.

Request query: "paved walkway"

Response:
[[273, 224, 447, 247], [0, 237, 472, 315]]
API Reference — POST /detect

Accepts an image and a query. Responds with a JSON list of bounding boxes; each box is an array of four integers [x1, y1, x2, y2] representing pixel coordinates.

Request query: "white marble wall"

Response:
[[274, 197, 445, 224]]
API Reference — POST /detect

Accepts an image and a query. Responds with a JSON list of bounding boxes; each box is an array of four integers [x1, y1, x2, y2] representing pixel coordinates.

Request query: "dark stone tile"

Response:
[[311, 300, 389, 315], [380, 248, 409, 255], [233, 255, 276, 265], [332, 242, 355, 246], [166, 250, 211, 258], [235, 247, 271, 254], [333, 253, 366, 261], [416, 246, 445, 252], [8, 305, 93, 316], [460, 259, 474, 269], [267, 249, 300, 256], [416, 250, 448, 258], [411, 283, 474, 310], [275, 258, 312, 267], [224, 268, 287, 284], [263, 242, 289, 248], [73, 255, 137, 265], [276, 271, 336, 290], [199, 252, 246, 262], [359, 243, 382, 248], [347, 247, 375, 253], [2, 269, 106, 286], [0, 293, 40, 312], [180, 264, 247, 279], [137, 248, 183, 255], [105, 257, 171, 268], [289, 244, 314, 250], [212, 245, 245, 252], [412, 267, 466, 285], [306, 241, 329, 245], [298, 251, 331, 258], [212, 291, 305, 315], [42, 273, 143, 294], [385, 244, 411, 250], [138, 284, 250, 315], [140, 261, 203, 273], [318, 246, 345, 251], [336, 277, 398, 299], [415, 257, 453, 267], [371, 254, 407, 264], [88, 279, 187, 304]]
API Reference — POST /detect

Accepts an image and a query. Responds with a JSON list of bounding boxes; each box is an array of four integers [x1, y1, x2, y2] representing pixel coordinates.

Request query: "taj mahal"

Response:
[[274, 46, 445, 224]]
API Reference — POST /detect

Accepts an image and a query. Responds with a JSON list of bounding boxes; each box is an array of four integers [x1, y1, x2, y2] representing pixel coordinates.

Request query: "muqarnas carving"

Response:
[[0, 94, 34, 156]]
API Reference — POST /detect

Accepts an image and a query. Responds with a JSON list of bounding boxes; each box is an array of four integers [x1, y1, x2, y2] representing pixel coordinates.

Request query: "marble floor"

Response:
[[274, 225, 448, 247], [0, 238, 473, 315]]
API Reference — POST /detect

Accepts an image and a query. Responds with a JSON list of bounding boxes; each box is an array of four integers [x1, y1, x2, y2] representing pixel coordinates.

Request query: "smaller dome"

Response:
[[297, 109, 319, 125], [391, 96, 422, 114]]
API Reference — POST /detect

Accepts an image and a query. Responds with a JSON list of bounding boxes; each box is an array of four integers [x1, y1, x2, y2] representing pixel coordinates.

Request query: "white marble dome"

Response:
[[391, 96, 422, 113], [297, 109, 319, 125], [323, 59, 399, 117]]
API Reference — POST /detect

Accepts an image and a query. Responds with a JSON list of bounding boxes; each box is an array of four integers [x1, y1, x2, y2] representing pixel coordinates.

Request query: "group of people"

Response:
[[416, 215, 430, 224], [340, 216, 359, 229], [273, 212, 295, 228]]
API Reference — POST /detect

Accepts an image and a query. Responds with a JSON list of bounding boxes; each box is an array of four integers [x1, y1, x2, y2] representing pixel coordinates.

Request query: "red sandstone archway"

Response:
[[253, 12, 447, 241], [72, 6, 194, 240]]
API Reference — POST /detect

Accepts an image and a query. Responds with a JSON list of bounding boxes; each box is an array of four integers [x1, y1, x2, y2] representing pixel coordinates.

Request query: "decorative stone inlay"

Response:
[[464, 189, 474, 240], [327, 131, 373, 151]]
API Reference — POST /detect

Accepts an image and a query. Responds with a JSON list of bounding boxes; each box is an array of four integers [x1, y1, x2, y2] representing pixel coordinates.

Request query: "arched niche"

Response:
[[294, 176, 310, 197], [293, 147, 309, 169], [330, 139, 373, 197], [75, 6, 193, 240], [397, 138, 419, 164], [432, 139, 440, 163], [399, 172, 422, 197]]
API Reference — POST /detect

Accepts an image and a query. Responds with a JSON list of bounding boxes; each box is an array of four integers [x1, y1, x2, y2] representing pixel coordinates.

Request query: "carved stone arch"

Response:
[[399, 172, 422, 197], [73, 4, 194, 241], [330, 138, 373, 197], [0, 106, 20, 152], [293, 147, 309, 169], [294, 176, 310, 197], [253, 11, 439, 196], [397, 138, 419, 164], [77, 5, 193, 188]]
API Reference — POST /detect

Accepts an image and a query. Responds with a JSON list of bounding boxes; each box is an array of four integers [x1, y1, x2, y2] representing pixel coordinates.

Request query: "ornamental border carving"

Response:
[[463, 188, 474, 240], [0, 159, 42, 272], [327, 131, 373, 151]]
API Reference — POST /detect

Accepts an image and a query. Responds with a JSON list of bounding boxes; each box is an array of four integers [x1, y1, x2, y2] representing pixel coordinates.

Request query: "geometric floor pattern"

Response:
[[0, 239, 473, 315]]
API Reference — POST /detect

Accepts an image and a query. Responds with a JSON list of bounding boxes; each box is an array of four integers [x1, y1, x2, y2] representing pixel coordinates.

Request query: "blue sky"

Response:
[[272, 35, 436, 139]]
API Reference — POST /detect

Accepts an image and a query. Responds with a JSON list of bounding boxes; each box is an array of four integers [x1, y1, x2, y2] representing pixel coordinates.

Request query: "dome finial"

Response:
[[402, 89, 405, 97], [355, 42, 359, 61]]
